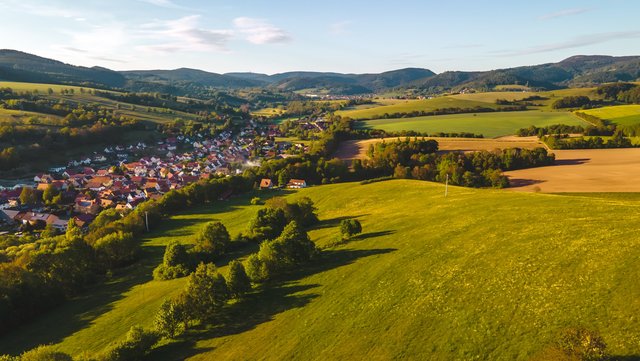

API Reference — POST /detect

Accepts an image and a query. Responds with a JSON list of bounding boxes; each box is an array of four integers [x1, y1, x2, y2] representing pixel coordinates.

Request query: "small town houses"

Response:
[[0, 118, 318, 235]]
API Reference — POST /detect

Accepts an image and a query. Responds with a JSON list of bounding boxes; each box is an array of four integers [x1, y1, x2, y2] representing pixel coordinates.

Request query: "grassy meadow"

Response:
[[3, 181, 640, 360], [0, 81, 202, 124], [357, 111, 587, 138], [582, 104, 640, 126], [335, 97, 507, 119]]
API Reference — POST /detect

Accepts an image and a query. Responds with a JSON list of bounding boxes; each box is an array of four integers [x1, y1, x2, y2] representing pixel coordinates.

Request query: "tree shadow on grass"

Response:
[[148, 246, 397, 360], [612, 356, 640, 361], [314, 214, 370, 230], [0, 243, 166, 355]]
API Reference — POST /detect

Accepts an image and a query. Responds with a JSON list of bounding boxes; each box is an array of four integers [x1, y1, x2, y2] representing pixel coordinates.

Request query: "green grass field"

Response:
[[0, 81, 202, 124], [582, 105, 640, 126], [357, 111, 587, 138], [335, 97, 507, 119], [3, 181, 640, 360]]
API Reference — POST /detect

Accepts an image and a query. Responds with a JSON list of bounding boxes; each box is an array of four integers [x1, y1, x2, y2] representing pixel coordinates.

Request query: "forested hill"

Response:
[[0, 49, 638, 95]]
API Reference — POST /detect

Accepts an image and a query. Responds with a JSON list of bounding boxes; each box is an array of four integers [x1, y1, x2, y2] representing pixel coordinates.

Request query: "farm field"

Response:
[[356, 111, 587, 138], [3, 181, 640, 360], [505, 148, 640, 192], [334, 136, 545, 161], [335, 97, 507, 119], [0, 81, 202, 124], [582, 104, 640, 126]]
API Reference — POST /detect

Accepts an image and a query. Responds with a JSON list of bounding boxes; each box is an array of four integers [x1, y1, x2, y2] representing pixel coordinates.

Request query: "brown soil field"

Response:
[[505, 148, 640, 192], [334, 136, 545, 161]]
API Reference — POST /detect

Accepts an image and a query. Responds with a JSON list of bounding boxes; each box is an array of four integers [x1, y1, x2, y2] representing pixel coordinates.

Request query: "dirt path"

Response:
[[334, 136, 544, 161], [505, 148, 640, 192]]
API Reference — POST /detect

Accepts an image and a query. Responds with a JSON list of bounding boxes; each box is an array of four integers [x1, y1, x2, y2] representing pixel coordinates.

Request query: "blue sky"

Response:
[[1, 0, 638, 74]]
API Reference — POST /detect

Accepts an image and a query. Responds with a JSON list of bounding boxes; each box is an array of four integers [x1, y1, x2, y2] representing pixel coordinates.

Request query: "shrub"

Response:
[[195, 222, 230, 258], [340, 219, 362, 239]]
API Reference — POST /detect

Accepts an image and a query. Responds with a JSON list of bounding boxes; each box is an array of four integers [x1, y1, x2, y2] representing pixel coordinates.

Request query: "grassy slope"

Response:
[[0, 81, 201, 124], [357, 111, 587, 138], [582, 105, 640, 126], [3, 181, 640, 359]]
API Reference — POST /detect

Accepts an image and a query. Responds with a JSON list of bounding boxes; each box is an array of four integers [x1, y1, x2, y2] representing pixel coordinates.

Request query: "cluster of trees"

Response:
[[245, 221, 317, 282], [544, 132, 634, 149], [551, 96, 592, 109], [516, 124, 585, 137], [245, 197, 319, 242], [354, 138, 554, 188], [596, 82, 640, 104], [0, 174, 253, 336]]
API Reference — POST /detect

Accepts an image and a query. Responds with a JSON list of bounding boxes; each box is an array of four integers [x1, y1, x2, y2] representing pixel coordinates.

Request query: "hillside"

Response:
[[0, 49, 126, 88], [2, 50, 637, 96], [3, 180, 640, 360]]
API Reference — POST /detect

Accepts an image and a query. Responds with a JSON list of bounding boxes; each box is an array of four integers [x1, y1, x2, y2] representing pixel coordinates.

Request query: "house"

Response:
[[259, 178, 273, 190], [75, 198, 101, 215], [287, 179, 307, 189]]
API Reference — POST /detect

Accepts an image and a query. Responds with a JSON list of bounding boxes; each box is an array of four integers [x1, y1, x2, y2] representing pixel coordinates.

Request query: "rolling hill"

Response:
[[3, 180, 640, 360], [0, 50, 638, 96]]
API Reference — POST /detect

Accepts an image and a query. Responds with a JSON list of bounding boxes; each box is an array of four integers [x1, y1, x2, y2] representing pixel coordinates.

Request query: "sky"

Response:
[[0, 0, 639, 75]]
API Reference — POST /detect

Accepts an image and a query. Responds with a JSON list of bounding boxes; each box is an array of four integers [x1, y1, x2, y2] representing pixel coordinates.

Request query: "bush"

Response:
[[1, 345, 72, 361], [340, 219, 362, 239], [250, 197, 262, 205], [97, 326, 159, 361], [153, 241, 192, 280]]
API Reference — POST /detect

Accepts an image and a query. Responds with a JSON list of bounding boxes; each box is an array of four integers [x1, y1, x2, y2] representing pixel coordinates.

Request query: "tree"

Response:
[[65, 219, 83, 241], [246, 207, 287, 241], [93, 231, 138, 269], [195, 222, 230, 258], [226, 260, 252, 298], [11, 345, 73, 361], [154, 298, 186, 338], [340, 219, 362, 239], [183, 263, 229, 322], [42, 184, 59, 205], [19, 187, 38, 206], [40, 223, 58, 238], [153, 241, 192, 280]]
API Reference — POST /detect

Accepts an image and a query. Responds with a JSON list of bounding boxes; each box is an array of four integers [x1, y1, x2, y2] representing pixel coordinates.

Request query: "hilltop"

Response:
[[1, 49, 638, 95]]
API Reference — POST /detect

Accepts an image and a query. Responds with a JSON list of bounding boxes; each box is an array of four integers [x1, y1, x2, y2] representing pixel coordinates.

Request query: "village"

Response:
[[0, 117, 317, 236]]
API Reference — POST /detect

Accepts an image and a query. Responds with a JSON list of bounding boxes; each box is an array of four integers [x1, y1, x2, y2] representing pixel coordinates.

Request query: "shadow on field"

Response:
[[148, 246, 397, 360], [555, 158, 590, 166], [315, 214, 370, 230], [0, 243, 166, 355], [508, 178, 545, 187], [612, 356, 640, 361]]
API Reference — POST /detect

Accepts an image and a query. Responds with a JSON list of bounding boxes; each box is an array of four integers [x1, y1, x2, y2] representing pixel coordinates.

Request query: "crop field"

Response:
[[0, 108, 62, 124], [334, 136, 545, 161], [0, 81, 202, 124], [505, 148, 640, 192], [335, 97, 506, 119], [356, 111, 587, 138], [582, 104, 640, 126], [3, 181, 640, 360]]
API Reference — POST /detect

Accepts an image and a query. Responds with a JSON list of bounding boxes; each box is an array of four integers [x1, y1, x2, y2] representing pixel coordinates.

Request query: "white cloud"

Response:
[[138, 0, 181, 8], [539, 7, 591, 20], [329, 21, 351, 35], [139, 15, 233, 53], [233, 17, 291, 44], [496, 31, 640, 56]]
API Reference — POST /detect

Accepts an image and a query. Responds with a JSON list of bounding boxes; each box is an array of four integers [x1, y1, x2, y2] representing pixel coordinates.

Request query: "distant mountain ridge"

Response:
[[0, 49, 638, 95]]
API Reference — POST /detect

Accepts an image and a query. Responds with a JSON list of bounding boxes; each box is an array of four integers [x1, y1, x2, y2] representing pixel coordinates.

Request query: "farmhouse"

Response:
[[259, 178, 273, 190], [287, 179, 307, 189]]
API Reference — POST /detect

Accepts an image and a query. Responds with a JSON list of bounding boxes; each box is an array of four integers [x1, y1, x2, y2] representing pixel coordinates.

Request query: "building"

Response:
[[287, 179, 307, 189], [259, 178, 273, 190]]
